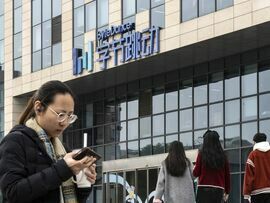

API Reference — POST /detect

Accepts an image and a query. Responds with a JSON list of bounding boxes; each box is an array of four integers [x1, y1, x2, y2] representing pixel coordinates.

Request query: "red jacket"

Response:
[[193, 152, 231, 194], [243, 142, 270, 199]]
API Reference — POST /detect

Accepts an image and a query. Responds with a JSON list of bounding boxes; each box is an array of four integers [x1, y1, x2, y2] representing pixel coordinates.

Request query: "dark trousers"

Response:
[[196, 187, 224, 203], [251, 193, 270, 203]]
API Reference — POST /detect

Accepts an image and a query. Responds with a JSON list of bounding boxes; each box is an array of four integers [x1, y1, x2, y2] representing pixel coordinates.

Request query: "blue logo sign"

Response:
[[72, 41, 93, 75]]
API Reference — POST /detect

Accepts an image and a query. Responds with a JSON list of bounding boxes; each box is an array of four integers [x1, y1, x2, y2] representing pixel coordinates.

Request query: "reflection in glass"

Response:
[[209, 103, 223, 127], [166, 111, 178, 134], [166, 134, 178, 152], [260, 94, 270, 119], [0, 16, 3, 40], [98, 0, 108, 27], [194, 106, 208, 129], [180, 109, 192, 131], [42, 47, 51, 68], [152, 90, 164, 114], [93, 146, 104, 165], [228, 174, 240, 203], [94, 127, 104, 145], [180, 80, 192, 108], [118, 100, 126, 121], [225, 125, 240, 148], [139, 90, 152, 116], [42, 21, 51, 48], [32, 0, 41, 26], [0, 0, 3, 15], [166, 85, 178, 111], [140, 117, 151, 138], [242, 64, 257, 96], [33, 25, 41, 51], [225, 149, 240, 172], [260, 120, 270, 142], [153, 114, 164, 136], [194, 78, 207, 105], [74, 6, 84, 37], [199, 0, 215, 16], [140, 138, 151, 156], [13, 58, 22, 77], [52, 43, 62, 65], [42, 0, 51, 22], [151, 5, 165, 28], [194, 130, 205, 149], [105, 125, 115, 144], [211, 127, 224, 143], [105, 144, 115, 161], [182, 0, 197, 22], [116, 142, 127, 159], [128, 141, 139, 157], [242, 96, 257, 121], [137, 0, 150, 13], [118, 122, 126, 142], [73, 0, 84, 8], [225, 100, 240, 124], [13, 33, 22, 58], [74, 35, 84, 49], [153, 136, 165, 154], [242, 122, 257, 147], [86, 1, 96, 31], [151, 0, 164, 8], [14, 7, 22, 34], [128, 119, 138, 140], [217, 0, 233, 10], [123, 0, 135, 18], [137, 170, 147, 202], [128, 99, 138, 119], [32, 50, 41, 72], [53, 0, 62, 17], [241, 147, 252, 172], [209, 73, 223, 102], [180, 132, 192, 150], [259, 67, 270, 92], [0, 40, 3, 65], [225, 69, 240, 99]]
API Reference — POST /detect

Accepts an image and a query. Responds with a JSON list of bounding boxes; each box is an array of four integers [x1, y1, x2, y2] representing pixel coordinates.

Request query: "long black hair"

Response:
[[165, 141, 190, 177], [200, 130, 226, 170], [19, 80, 76, 124]]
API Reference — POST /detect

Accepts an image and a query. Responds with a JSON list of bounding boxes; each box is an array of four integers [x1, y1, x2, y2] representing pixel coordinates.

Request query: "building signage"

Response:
[[72, 22, 160, 75]]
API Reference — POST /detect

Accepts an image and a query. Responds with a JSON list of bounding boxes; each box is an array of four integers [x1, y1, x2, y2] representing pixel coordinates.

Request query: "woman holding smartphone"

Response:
[[0, 80, 96, 203]]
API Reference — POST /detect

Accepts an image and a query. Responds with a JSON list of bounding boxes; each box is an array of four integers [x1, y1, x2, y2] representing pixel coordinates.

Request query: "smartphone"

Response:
[[72, 147, 102, 161]]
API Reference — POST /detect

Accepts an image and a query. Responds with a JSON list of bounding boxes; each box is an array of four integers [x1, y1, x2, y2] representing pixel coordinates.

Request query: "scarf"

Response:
[[25, 118, 78, 203]]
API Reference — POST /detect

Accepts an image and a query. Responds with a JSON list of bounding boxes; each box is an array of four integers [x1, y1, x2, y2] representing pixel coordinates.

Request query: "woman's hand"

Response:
[[63, 152, 96, 175], [84, 164, 97, 184]]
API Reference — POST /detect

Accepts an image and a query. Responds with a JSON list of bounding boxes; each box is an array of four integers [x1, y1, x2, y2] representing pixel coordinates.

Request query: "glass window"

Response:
[[33, 24, 41, 51], [194, 130, 205, 148], [105, 144, 115, 161], [42, 20, 51, 48], [151, 5, 165, 28], [128, 119, 138, 140], [118, 100, 126, 121], [14, 7, 22, 34], [153, 136, 165, 154], [194, 78, 207, 105], [212, 127, 224, 143], [74, 6, 84, 37], [152, 89, 164, 114], [118, 122, 126, 142], [53, 0, 61, 17], [52, 16, 61, 44], [180, 80, 192, 109], [0, 16, 3, 40], [104, 125, 115, 144], [194, 106, 208, 129], [74, 35, 84, 49], [74, 0, 84, 8], [182, 0, 198, 22], [52, 43, 62, 65], [128, 141, 139, 158], [153, 114, 164, 136], [260, 94, 270, 119], [0, 40, 3, 65], [165, 85, 178, 111], [42, 47, 51, 68], [166, 134, 178, 151], [180, 109, 192, 131], [225, 99, 240, 124], [260, 120, 270, 142], [0, 0, 3, 15], [122, 15, 135, 27], [139, 90, 152, 116], [32, 0, 41, 26], [226, 149, 240, 172], [128, 99, 138, 119], [228, 174, 240, 203], [225, 125, 240, 148], [86, 2, 96, 31], [140, 138, 151, 156], [32, 50, 41, 72], [85, 104, 93, 128], [98, 0, 108, 27], [180, 132, 192, 149], [209, 103, 223, 127], [137, 0, 149, 13], [259, 66, 270, 92], [42, 0, 51, 22], [217, 0, 233, 10], [14, 0, 22, 8], [199, 0, 215, 16], [123, 0, 135, 18], [13, 57, 22, 77], [209, 73, 223, 103], [225, 69, 240, 99], [242, 122, 257, 147], [242, 64, 257, 96], [116, 142, 127, 159], [13, 33, 22, 58], [93, 127, 104, 145], [140, 117, 151, 138], [151, 0, 164, 8], [93, 146, 104, 164], [242, 96, 257, 121], [166, 111, 178, 134]]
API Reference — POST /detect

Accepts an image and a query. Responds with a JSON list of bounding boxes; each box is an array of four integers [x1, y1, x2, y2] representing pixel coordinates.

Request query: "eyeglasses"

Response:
[[47, 106, 78, 124]]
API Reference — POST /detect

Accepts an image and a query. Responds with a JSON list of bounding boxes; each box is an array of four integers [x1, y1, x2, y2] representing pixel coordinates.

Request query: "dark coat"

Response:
[[0, 125, 91, 203]]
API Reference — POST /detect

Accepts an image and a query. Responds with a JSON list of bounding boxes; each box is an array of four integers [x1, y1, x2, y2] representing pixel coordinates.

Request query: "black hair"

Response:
[[253, 133, 267, 143], [200, 130, 226, 170], [165, 141, 190, 177], [19, 80, 76, 124]]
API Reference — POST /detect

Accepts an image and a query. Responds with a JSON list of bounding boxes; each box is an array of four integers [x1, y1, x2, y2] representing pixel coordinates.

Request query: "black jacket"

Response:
[[0, 125, 91, 203]]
